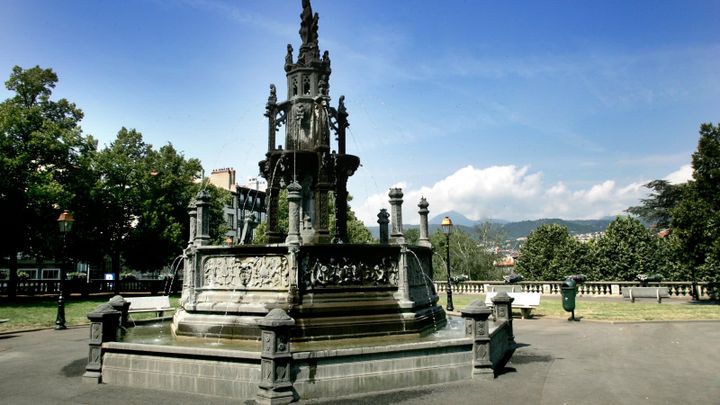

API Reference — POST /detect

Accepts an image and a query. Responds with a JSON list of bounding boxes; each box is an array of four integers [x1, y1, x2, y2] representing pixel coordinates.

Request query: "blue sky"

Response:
[[1, 0, 718, 224]]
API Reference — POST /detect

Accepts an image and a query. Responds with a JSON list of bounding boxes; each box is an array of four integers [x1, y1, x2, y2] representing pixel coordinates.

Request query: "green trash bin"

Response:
[[561, 279, 578, 321]]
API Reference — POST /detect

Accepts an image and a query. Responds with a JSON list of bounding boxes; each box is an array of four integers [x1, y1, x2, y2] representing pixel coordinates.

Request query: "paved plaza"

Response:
[[0, 318, 718, 404]]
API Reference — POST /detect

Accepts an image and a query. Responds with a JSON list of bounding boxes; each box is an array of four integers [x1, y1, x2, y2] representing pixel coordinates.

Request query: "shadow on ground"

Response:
[[61, 357, 87, 377]]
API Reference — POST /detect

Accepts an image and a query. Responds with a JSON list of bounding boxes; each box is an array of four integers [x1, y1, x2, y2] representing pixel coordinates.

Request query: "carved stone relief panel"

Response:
[[202, 255, 289, 289], [301, 255, 398, 288]]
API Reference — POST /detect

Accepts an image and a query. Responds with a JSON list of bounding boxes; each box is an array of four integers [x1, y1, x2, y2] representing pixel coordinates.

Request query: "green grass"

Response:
[[438, 294, 720, 321], [0, 295, 180, 333], [2, 294, 718, 333]]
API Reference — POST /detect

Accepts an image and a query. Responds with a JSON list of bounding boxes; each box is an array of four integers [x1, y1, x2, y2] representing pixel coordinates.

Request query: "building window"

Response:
[[227, 214, 235, 229], [42, 268, 60, 280]]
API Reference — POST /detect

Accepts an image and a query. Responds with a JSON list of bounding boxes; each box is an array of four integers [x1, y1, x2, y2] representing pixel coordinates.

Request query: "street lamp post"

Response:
[[441, 216, 454, 312], [55, 210, 74, 330]]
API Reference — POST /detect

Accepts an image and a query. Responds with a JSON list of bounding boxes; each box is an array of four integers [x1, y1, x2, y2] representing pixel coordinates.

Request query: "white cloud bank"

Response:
[[355, 164, 693, 226], [664, 164, 693, 184]]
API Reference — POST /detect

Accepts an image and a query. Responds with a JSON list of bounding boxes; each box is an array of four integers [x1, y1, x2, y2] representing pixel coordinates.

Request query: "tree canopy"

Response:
[[0, 66, 93, 295], [671, 123, 720, 284], [0, 66, 224, 295]]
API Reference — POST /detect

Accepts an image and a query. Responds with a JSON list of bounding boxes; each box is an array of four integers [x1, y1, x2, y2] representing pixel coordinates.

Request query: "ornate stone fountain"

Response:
[[94, 2, 516, 402], [172, 0, 445, 342]]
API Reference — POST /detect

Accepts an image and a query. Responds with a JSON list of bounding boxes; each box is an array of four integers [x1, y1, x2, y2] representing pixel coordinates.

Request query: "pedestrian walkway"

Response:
[[0, 319, 717, 404]]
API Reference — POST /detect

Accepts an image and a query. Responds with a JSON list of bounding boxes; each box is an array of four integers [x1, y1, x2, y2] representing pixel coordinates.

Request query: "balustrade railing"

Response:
[[0, 278, 177, 296], [434, 280, 716, 298]]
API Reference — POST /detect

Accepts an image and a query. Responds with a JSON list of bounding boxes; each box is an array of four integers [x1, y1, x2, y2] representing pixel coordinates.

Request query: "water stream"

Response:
[[405, 248, 445, 334]]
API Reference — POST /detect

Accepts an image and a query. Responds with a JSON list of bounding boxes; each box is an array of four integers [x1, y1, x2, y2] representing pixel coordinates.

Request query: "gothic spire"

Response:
[[297, 0, 320, 65]]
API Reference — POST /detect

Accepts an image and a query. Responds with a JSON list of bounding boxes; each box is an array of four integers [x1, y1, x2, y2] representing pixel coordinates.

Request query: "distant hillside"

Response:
[[366, 218, 613, 241], [429, 211, 508, 226], [501, 218, 613, 240]]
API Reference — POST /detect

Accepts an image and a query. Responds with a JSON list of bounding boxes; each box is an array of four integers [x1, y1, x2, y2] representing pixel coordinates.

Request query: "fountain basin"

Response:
[[175, 244, 447, 341], [100, 316, 506, 401]]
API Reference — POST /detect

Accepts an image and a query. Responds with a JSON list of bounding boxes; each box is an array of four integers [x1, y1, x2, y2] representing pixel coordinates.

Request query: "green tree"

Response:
[[0, 66, 92, 297], [626, 180, 682, 228], [122, 144, 203, 271], [672, 123, 720, 285], [516, 224, 574, 280], [91, 128, 149, 283], [473, 221, 507, 249], [403, 228, 420, 245], [593, 216, 669, 281], [431, 228, 497, 281]]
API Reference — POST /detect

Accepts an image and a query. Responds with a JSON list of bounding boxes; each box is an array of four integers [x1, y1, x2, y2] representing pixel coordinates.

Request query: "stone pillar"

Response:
[[491, 292, 515, 344], [266, 185, 282, 243], [240, 213, 258, 245], [377, 209, 390, 245], [417, 197, 431, 248], [333, 176, 349, 244], [336, 96, 348, 155], [108, 295, 130, 328], [461, 300, 494, 379], [194, 189, 211, 246], [315, 184, 331, 243], [388, 188, 405, 244], [256, 309, 296, 405], [83, 303, 121, 383], [187, 201, 197, 246], [286, 181, 302, 246], [265, 84, 278, 151]]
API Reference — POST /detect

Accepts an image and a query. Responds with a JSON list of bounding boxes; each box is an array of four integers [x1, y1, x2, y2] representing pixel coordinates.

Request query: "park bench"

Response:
[[485, 292, 541, 319], [622, 286, 670, 303], [484, 284, 520, 293], [125, 296, 173, 317]]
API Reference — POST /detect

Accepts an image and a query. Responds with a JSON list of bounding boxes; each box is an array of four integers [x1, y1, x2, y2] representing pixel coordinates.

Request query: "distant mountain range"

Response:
[[367, 212, 615, 241]]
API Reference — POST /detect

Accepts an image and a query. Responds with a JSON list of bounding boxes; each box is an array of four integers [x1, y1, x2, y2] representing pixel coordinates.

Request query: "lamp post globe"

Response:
[[441, 216, 454, 312], [55, 210, 74, 330]]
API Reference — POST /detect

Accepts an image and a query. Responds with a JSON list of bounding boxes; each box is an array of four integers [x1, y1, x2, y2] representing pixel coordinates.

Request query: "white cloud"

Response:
[[664, 164, 693, 184], [355, 164, 691, 225]]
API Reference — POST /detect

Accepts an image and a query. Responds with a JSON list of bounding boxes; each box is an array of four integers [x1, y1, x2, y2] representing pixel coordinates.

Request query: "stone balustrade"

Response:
[[435, 280, 716, 298]]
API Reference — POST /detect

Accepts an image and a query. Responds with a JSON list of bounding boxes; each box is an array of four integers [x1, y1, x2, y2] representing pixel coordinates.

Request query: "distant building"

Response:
[[573, 232, 604, 243], [208, 168, 266, 244]]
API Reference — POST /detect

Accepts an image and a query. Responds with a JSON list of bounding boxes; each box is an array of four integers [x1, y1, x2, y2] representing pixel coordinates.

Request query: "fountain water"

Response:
[[95, 1, 515, 402]]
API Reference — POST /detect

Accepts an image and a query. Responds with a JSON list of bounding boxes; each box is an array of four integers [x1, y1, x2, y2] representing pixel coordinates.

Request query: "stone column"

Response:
[[491, 292, 515, 344], [266, 184, 282, 243], [83, 303, 121, 383], [377, 209, 390, 245], [286, 181, 302, 246], [108, 295, 130, 328], [187, 201, 197, 246], [265, 84, 278, 152], [417, 197, 431, 248], [333, 176, 349, 244], [256, 309, 296, 405], [315, 184, 331, 243], [194, 189, 211, 246], [388, 188, 405, 244], [240, 213, 258, 245], [461, 300, 494, 379]]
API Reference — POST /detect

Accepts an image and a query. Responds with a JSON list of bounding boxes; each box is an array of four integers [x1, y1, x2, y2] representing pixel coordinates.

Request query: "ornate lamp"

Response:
[[441, 216, 454, 312], [55, 210, 75, 330]]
